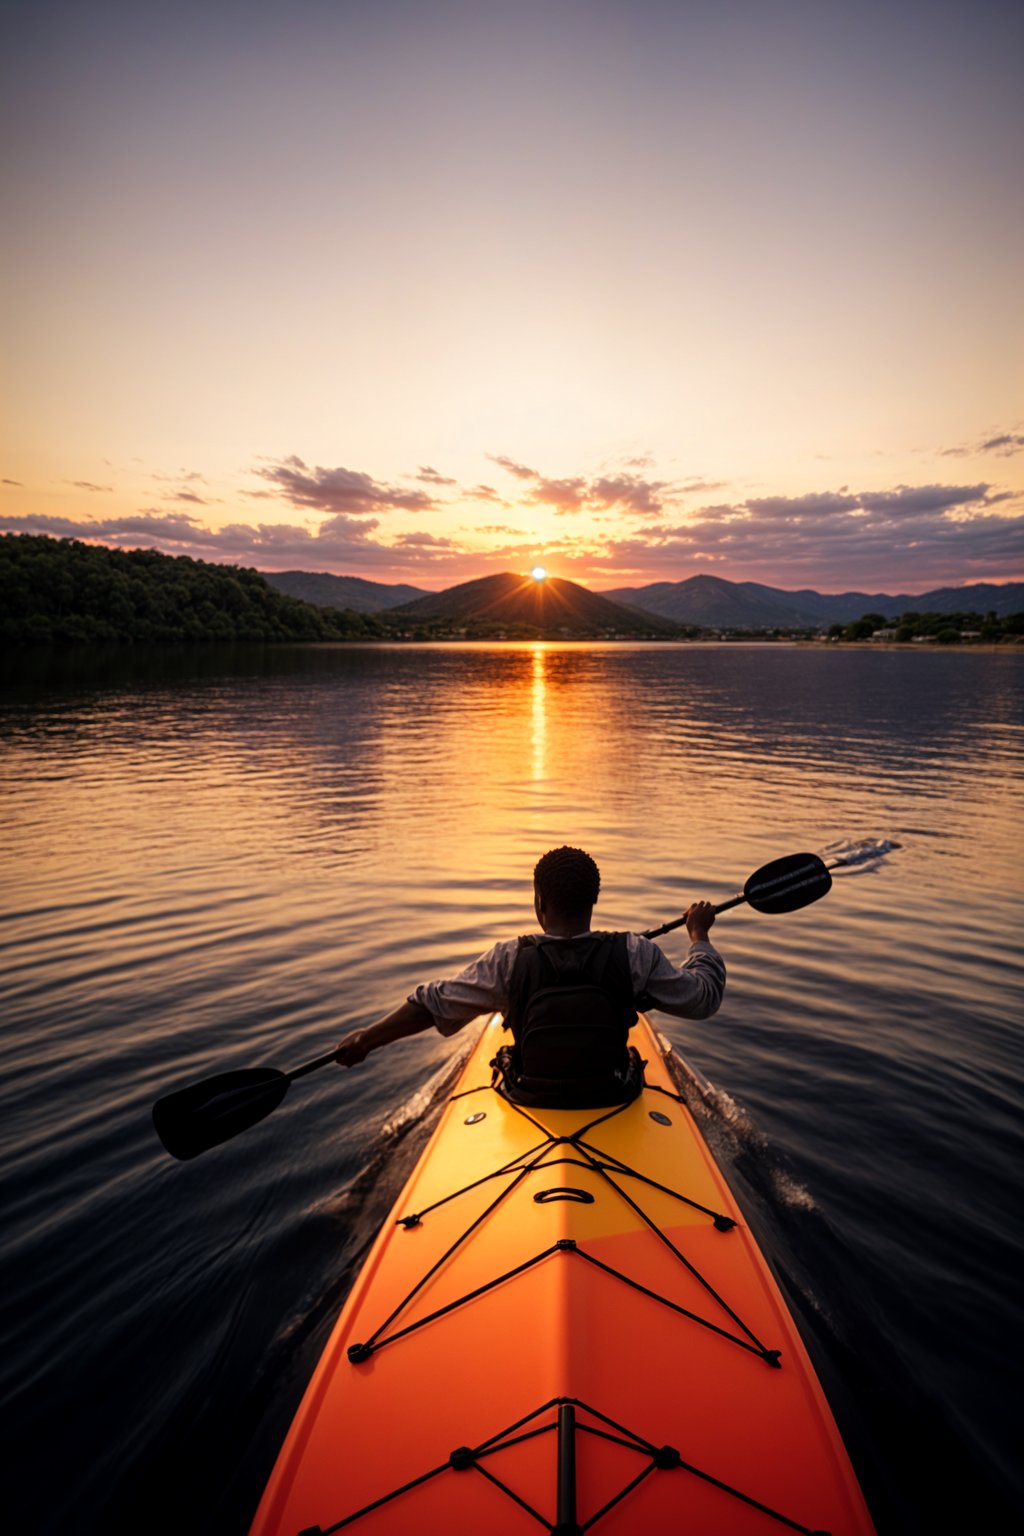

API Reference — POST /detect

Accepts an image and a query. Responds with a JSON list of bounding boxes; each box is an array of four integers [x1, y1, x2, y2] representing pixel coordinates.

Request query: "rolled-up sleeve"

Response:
[[409, 938, 518, 1037], [629, 933, 725, 1020]]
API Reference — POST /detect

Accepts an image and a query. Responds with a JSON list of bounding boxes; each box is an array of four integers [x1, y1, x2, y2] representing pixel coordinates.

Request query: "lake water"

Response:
[[1, 641, 1021, 1533]]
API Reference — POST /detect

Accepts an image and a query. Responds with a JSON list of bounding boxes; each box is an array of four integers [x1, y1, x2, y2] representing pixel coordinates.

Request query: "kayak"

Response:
[[249, 1013, 876, 1535]]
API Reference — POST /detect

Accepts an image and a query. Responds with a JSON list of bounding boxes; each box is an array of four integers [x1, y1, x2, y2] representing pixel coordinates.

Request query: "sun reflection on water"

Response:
[[531, 643, 547, 782]]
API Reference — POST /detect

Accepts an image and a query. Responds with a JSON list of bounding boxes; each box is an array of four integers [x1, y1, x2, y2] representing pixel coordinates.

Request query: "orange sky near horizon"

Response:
[[2, 0, 1022, 595]]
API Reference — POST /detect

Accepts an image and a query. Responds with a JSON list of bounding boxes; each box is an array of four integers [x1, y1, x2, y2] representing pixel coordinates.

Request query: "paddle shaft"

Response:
[[643, 854, 841, 940], [643, 896, 738, 941], [288, 1050, 339, 1081]]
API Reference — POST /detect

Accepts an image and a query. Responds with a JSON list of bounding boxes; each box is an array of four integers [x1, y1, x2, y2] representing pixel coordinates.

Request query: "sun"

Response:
[[530, 566, 547, 581]]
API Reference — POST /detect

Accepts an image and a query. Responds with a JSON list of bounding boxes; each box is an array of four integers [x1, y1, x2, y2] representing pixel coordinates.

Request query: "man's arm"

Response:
[[633, 901, 726, 1021], [335, 937, 518, 1066], [335, 999, 435, 1067]]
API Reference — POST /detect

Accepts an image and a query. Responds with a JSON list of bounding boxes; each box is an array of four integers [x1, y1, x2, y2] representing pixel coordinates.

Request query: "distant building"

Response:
[[870, 628, 899, 640]]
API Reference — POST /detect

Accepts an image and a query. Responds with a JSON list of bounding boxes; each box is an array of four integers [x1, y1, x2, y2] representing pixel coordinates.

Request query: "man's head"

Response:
[[533, 846, 600, 935]]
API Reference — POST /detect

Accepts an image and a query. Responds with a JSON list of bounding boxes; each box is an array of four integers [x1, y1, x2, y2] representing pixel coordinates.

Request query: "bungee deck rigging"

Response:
[[346, 1082, 780, 1370], [302, 1395, 836, 1536], [250, 1015, 877, 1536]]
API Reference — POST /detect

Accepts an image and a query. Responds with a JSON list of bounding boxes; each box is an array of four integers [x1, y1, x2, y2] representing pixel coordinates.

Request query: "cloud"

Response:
[[2, 510, 273, 554], [942, 429, 1024, 459], [0, 504, 477, 577], [858, 483, 992, 516], [488, 454, 539, 481], [588, 474, 669, 515], [2, 513, 116, 539], [981, 433, 1024, 456], [463, 523, 527, 536], [488, 453, 679, 516], [583, 481, 1024, 587], [167, 490, 207, 504], [741, 491, 863, 521], [256, 456, 437, 513], [680, 477, 729, 494], [71, 481, 114, 493], [467, 484, 506, 503], [416, 465, 457, 486], [531, 476, 588, 512], [391, 530, 456, 553], [2, 478, 22, 486]]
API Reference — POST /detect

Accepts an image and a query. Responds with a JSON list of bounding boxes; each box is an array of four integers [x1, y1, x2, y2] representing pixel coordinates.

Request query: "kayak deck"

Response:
[[250, 1015, 876, 1534]]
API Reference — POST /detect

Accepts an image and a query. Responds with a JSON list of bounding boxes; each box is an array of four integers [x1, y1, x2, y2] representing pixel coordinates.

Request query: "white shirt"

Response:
[[410, 932, 726, 1037]]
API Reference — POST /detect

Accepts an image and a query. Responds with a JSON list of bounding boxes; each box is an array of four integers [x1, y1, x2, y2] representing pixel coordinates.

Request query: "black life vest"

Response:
[[496, 932, 643, 1108]]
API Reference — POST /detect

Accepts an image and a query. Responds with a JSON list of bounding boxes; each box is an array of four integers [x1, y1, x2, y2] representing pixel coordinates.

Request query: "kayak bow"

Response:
[[250, 1014, 876, 1535]]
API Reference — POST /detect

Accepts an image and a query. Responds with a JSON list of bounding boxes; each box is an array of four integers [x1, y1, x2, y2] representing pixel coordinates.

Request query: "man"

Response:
[[335, 847, 724, 1103]]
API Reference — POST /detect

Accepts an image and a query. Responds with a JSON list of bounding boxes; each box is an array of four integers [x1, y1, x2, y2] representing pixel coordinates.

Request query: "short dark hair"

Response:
[[534, 846, 600, 913]]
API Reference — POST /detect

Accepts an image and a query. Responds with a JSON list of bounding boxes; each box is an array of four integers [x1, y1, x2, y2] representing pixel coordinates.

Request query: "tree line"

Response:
[[826, 609, 1024, 644], [0, 534, 386, 645]]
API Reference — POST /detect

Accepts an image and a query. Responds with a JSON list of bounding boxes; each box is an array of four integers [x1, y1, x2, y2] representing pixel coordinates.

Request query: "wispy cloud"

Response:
[[257, 456, 437, 514], [487, 454, 538, 481], [488, 453, 672, 516], [981, 433, 1024, 456], [531, 476, 589, 512], [588, 474, 668, 515], [0, 505, 468, 576], [463, 523, 527, 536], [680, 477, 729, 494], [391, 529, 455, 549], [71, 481, 113, 493], [415, 465, 457, 486], [942, 428, 1024, 459]]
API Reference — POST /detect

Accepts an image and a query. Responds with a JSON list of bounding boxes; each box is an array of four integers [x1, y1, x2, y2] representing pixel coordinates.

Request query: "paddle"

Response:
[[152, 1051, 336, 1162], [642, 850, 833, 939], [153, 841, 897, 1160]]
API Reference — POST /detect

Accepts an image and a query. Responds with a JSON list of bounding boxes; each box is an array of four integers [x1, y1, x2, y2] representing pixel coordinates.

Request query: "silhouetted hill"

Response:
[[605, 575, 1024, 627], [388, 572, 680, 635], [0, 534, 386, 644], [264, 569, 428, 612], [605, 575, 820, 627]]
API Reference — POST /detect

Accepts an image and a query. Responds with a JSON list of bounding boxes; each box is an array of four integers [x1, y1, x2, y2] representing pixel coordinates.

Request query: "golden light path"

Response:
[[531, 643, 547, 783]]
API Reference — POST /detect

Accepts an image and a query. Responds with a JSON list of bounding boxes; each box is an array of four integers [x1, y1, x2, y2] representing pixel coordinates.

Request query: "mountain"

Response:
[[604, 576, 824, 628], [604, 575, 1024, 627], [387, 572, 679, 635], [263, 570, 429, 612]]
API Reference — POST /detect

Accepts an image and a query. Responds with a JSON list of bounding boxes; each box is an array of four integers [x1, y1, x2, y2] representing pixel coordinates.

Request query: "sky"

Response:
[[2, 0, 1022, 593]]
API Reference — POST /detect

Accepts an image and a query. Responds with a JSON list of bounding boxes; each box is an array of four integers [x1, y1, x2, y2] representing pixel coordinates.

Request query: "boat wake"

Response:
[[664, 1045, 817, 1213], [819, 834, 901, 872]]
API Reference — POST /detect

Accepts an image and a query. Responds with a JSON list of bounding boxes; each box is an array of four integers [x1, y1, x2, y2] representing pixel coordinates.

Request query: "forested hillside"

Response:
[[0, 534, 385, 645]]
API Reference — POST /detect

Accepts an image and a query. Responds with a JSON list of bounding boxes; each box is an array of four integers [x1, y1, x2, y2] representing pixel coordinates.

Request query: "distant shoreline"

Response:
[[5, 636, 1022, 655]]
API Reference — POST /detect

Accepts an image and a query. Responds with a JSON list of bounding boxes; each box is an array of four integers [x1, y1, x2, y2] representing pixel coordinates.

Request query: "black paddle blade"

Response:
[[743, 853, 832, 914], [152, 1067, 289, 1161]]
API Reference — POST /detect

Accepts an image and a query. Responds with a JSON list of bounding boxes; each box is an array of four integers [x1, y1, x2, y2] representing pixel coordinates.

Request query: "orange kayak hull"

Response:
[[250, 1014, 876, 1535]]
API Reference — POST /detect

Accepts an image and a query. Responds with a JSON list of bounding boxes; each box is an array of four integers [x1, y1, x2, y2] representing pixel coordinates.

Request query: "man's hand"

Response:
[[334, 1000, 435, 1069], [335, 1029, 373, 1068], [684, 901, 716, 943]]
